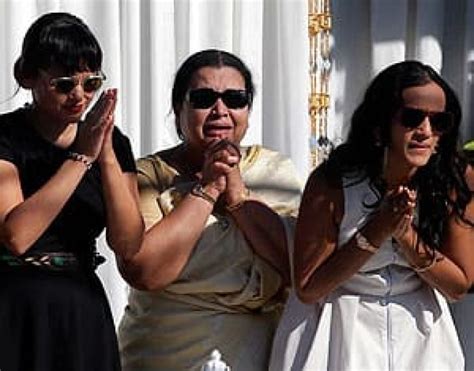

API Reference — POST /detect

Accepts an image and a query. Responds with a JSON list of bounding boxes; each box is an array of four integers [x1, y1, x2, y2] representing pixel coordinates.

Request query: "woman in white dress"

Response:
[[270, 61, 474, 371]]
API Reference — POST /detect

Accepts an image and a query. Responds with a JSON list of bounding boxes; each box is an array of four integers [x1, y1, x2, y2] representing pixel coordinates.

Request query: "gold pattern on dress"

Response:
[[240, 145, 261, 171]]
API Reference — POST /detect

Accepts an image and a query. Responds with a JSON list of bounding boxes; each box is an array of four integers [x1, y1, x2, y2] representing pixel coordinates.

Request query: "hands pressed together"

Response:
[[198, 139, 249, 208], [380, 185, 417, 243], [74, 88, 118, 165]]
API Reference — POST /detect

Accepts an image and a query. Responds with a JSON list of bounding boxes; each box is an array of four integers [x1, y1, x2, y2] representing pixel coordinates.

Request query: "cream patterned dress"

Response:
[[119, 145, 301, 371]]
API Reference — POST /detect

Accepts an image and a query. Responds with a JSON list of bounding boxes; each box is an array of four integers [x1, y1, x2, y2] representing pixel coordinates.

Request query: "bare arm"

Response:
[[0, 159, 90, 255], [226, 199, 291, 285], [97, 94, 144, 260], [394, 182, 474, 301], [119, 143, 227, 291], [294, 169, 408, 303], [99, 159, 144, 261], [297, 168, 474, 303], [118, 176, 219, 291], [294, 169, 369, 303], [0, 91, 117, 255], [219, 140, 293, 283]]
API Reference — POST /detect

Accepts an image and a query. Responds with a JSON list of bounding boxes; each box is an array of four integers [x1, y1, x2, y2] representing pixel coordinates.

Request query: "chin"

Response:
[[405, 155, 432, 169]]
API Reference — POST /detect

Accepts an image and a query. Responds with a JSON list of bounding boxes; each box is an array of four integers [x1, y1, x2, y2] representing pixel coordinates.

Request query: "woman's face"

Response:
[[386, 81, 447, 179], [29, 66, 100, 125], [178, 66, 249, 150]]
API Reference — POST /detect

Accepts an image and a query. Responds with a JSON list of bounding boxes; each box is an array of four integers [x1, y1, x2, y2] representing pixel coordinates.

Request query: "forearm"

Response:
[[397, 231, 472, 301], [120, 186, 218, 291], [296, 236, 380, 303], [296, 218, 392, 303], [1, 160, 87, 255], [100, 157, 144, 260], [416, 257, 471, 301], [227, 199, 290, 284]]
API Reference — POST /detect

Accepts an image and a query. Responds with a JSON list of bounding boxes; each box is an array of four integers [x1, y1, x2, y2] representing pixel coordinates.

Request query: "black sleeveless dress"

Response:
[[0, 108, 136, 371]]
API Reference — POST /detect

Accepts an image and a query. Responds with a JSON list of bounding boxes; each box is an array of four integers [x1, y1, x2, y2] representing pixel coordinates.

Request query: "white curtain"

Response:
[[0, 0, 472, 362]]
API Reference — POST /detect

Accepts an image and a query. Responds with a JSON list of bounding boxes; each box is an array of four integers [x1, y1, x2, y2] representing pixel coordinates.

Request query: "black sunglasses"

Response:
[[399, 107, 453, 134], [188, 88, 249, 109], [49, 72, 106, 94]]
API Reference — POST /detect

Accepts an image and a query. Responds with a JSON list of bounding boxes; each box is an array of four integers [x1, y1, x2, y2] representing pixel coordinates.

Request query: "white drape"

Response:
[[0, 0, 472, 364]]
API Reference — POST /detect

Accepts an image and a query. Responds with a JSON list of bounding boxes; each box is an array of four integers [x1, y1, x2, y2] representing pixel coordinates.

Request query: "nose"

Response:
[[69, 83, 86, 101], [416, 116, 434, 135], [211, 98, 229, 116]]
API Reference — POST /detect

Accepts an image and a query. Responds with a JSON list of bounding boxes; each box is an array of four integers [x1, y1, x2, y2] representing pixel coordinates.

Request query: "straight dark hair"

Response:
[[14, 12, 103, 84]]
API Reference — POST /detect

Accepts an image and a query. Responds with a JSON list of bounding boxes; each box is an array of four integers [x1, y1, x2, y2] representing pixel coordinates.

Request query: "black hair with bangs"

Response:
[[14, 12, 102, 83]]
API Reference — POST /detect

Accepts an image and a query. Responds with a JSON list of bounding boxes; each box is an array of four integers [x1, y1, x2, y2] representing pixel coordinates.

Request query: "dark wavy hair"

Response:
[[14, 12, 102, 85], [171, 49, 255, 138], [323, 60, 472, 249]]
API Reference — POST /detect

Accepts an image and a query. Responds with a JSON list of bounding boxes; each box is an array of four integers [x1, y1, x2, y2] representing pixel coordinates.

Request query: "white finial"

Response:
[[200, 349, 231, 371]]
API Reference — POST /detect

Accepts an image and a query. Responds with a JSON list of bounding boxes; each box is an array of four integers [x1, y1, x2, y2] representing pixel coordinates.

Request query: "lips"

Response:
[[407, 142, 433, 156], [203, 123, 233, 138], [64, 104, 84, 114]]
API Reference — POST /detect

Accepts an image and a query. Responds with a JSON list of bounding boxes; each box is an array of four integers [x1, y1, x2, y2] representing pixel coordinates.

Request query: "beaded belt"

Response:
[[0, 252, 105, 271]]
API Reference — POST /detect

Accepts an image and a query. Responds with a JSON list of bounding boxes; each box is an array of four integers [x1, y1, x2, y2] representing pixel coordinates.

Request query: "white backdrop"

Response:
[[0, 0, 473, 365]]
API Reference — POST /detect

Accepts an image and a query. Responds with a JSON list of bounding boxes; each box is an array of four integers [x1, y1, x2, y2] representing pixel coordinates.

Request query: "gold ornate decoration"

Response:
[[308, 0, 332, 168]]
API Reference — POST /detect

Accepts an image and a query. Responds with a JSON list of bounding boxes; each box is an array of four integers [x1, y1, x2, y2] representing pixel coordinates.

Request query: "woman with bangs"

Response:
[[0, 12, 143, 371], [270, 61, 474, 370]]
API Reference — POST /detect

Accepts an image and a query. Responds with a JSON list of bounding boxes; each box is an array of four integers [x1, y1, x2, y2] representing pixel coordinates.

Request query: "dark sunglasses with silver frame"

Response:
[[399, 106, 453, 134], [188, 88, 250, 109], [49, 71, 106, 94]]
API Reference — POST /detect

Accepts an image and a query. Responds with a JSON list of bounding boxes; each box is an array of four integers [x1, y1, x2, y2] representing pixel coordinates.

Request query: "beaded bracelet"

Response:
[[354, 231, 379, 254], [410, 251, 441, 273], [190, 183, 217, 205], [67, 151, 93, 170]]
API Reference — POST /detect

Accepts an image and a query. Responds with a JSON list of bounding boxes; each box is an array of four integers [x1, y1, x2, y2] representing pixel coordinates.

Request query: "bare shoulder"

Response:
[[466, 164, 474, 191], [302, 164, 344, 225]]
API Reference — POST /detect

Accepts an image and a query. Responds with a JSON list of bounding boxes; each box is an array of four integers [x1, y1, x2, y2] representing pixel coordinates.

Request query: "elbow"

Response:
[[135, 279, 166, 292], [295, 289, 318, 304], [118, 258, 170, 292], [126, 274, 168, 292], [437, 275, 473, 302], [443, 283, 471, 302], [0, 229, 32, 256], [295, 278, 325, 304], [107, 233, 144, 261]]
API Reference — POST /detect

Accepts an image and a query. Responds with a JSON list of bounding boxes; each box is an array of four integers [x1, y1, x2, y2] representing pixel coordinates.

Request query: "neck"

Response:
[[382, 162, 416, 189], [26, 104, 77, 149]]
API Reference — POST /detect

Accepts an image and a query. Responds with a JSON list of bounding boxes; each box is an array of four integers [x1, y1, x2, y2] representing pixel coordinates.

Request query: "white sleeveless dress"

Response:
[[269, 176, 464, 371]]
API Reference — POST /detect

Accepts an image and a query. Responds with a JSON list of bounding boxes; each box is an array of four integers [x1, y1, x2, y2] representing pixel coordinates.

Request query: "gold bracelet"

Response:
[[225, 188, 250, 212], [190, 183, 217, 205], [354, 231, 379, 254], [67, 151, 93, 170]]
